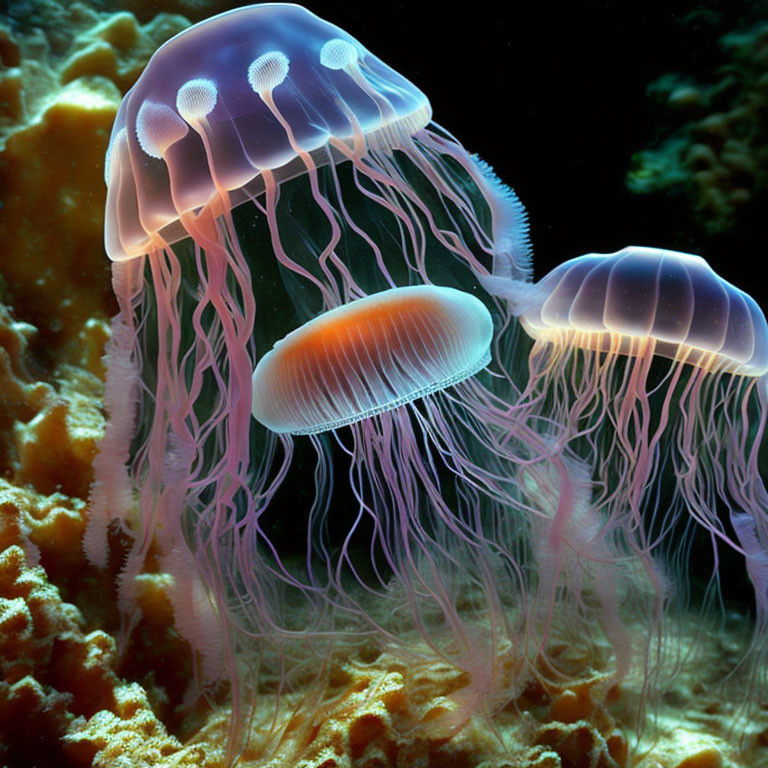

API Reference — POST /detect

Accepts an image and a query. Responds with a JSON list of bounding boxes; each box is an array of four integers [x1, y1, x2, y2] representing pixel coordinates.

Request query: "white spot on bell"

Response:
[[248, 51, 289, 93], [320, 39, 358, 70], [176, 79, 218, 123], [135, 101, 188, 158]]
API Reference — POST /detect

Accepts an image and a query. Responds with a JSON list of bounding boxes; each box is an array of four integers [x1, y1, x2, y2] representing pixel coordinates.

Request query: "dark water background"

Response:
[[335, 0, 765, 294]]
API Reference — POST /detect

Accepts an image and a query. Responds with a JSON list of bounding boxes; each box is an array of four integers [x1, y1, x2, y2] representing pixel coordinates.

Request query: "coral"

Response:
[[65, 683, 223, 768], [0, 543, 117, 766], [0, 296, 107, 496], [14, 361, 106, 498], [136, 651, 628, 768], [627, 21, 768, 234], [0, 404, 209, 766], [0, 1, 189, 365], [0, 302, 52, 472]]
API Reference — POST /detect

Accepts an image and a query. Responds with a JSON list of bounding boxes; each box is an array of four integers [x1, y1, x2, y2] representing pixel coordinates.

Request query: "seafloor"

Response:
[[0, 1, 767, 766]]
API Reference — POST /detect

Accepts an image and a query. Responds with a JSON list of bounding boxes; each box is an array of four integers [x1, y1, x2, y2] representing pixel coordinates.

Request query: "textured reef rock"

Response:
[[0, 2, 189, 367], [627, 20, 768, 235], [0, 1, 767, 766]]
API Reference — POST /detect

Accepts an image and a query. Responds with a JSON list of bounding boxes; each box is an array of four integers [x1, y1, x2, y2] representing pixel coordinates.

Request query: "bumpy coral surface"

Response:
[[0, 1, 190, 366], [0, 2, 767, 767]]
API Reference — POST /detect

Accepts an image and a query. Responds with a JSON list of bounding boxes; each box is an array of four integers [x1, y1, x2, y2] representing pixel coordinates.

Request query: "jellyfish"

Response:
[[484, 244, 768, 700], [250, 285, 494, 435], [85, 1, 548, 736], [248, 284, 514, 691], [247, 283, 642, 731]]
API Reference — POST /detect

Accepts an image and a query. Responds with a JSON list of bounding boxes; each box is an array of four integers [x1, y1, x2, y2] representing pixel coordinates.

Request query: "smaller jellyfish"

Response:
[[485, 245, 768, 702], [247, 285, 512, 717], [251, 285, 493, 434], [249, 285, 636, 733]]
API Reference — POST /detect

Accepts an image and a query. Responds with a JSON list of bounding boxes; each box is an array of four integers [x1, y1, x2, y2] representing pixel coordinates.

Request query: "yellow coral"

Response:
[[66, 683, 224, 768], [0, 4, 188, 363]]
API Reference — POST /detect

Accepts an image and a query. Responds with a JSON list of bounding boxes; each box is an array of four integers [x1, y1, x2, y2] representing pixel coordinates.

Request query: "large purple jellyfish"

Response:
[[85, 2, 580, 736]]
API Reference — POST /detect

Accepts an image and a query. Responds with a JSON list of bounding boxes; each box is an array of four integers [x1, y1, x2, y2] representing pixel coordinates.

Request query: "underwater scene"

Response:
[[1, 1, 768, 766]]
